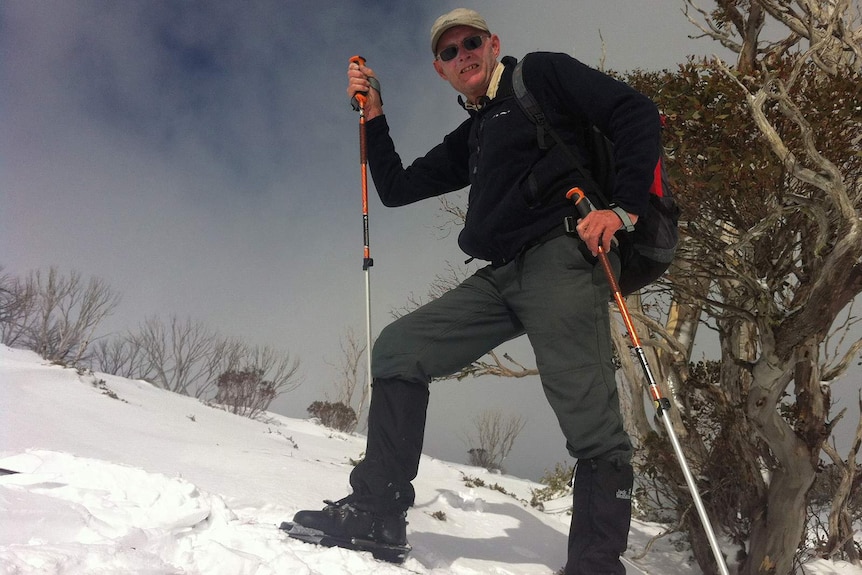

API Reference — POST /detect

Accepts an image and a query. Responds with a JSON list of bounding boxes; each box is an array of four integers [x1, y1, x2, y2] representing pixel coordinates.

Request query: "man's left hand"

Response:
[[576, 209, 638, 256]]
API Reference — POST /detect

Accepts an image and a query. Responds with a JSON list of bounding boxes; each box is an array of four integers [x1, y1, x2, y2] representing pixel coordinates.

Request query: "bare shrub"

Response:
[[0, 267, 120, 364], [463, 409, 526, 473], [0, 268, 35, 347], [90, 336, 150, 379], [95, 316, 301, 412], [129, 315, 220, 396], [326, 328, 370, 427]]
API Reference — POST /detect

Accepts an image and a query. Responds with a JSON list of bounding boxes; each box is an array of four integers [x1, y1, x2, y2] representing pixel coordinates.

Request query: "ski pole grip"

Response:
[[350, 55, 368, 110], [567, 187, 619, 250], [566, 187, 593, 219]]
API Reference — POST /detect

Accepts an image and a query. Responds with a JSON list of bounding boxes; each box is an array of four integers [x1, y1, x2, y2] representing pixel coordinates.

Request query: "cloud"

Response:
[[0, 0, 754, 481]]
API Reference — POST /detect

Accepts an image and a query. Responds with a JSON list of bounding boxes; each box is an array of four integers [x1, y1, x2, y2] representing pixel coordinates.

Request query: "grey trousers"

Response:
[[370, 233, 632, 465]]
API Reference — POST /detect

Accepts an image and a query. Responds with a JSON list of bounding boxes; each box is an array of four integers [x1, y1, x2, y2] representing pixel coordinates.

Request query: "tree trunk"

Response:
[[744, 340, 817, 575], [746, 459, 815, 575]]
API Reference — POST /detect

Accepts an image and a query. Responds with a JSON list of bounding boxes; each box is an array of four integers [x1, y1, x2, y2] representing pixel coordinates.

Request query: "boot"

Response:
[[282, 378, 427, 564], [291, 496, 408, 545], [565, 458, 633, 575], [282, 496, 410, 563]]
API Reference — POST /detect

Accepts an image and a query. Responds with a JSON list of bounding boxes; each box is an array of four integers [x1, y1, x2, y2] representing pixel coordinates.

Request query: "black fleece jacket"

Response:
[[366, 52, 661, 266]]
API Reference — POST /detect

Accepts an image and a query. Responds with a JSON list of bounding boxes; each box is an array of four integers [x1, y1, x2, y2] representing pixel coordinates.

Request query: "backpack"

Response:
[[512, 56, 680, 296]]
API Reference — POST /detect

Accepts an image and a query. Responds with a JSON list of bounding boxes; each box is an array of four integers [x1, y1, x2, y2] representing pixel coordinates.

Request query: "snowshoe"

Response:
[[280, 497, 411, 564]]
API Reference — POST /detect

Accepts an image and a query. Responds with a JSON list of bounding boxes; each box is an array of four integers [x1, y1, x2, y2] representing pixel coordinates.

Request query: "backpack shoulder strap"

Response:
[[511, 55, 611, 207], [512, 57, 550, 149]]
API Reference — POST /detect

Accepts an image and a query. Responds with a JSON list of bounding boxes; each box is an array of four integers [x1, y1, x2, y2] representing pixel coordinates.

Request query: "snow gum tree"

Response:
[[617, 2, 861, 573]]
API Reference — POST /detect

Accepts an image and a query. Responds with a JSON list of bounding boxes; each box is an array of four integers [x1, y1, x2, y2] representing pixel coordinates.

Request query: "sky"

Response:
[[1, 1, 859, 481], [2, 344, 860, 574]]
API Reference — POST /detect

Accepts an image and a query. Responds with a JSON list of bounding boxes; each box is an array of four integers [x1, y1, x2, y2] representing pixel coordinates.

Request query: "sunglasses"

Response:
[[436, 34, 488, 62]]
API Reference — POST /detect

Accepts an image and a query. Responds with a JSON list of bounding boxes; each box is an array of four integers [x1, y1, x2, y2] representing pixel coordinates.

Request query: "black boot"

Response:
[[281, 378, 428, 565], [282, 496, 410, 563], [565, 458, 633, 575]]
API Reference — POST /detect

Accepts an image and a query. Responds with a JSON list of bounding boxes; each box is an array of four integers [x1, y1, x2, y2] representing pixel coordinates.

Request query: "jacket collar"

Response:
[[458, 56, 517, 111]]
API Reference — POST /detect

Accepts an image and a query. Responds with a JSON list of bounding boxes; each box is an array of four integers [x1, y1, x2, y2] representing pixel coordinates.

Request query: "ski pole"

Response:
[[566, 187, 730, 575], [350, 55, 374, 410]]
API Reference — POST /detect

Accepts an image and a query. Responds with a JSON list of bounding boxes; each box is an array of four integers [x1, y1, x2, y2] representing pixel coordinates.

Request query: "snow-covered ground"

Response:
[[1, 345, 859, 574]]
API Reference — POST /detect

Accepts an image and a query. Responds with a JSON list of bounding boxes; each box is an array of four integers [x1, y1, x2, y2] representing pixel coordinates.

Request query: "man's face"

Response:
[[432, 25, 500, 103]]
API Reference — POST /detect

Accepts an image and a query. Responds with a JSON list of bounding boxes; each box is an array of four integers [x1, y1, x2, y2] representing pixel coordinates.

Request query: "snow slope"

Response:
[[1, 345, 858, 574]]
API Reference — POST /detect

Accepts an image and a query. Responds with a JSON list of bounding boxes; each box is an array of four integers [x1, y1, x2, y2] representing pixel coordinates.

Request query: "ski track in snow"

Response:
[[1, 346, 860, 575]]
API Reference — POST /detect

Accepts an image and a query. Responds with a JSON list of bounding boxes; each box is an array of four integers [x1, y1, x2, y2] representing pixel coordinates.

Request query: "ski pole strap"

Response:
[[368, 77, 381, 98], [609, 204, 635, 232], [350, 77, 383, 112]]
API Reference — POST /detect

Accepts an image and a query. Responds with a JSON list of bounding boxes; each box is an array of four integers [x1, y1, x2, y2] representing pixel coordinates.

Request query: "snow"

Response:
[[1, 345, 859, 575]]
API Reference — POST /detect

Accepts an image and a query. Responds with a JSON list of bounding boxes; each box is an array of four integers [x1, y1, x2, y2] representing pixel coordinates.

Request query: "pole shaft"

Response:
[[359, 104, 373, 402], [660, 410, 730, 575], [350, 55, 374, 410]]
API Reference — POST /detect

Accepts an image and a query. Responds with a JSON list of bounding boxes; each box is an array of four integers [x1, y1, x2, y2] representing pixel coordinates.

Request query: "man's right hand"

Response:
[[347, 61, 383, 120]]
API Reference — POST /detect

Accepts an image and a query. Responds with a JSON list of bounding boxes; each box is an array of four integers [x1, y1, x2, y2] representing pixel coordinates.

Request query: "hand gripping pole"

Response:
[[566, 188, 730, 575], [350, 55, 374, 406]]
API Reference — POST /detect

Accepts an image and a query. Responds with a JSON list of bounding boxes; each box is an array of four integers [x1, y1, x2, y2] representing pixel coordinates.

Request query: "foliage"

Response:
[[214, 368, 277, 419], [461, 475, 486, 489], [307, 400, 358, 433], [529, 462, 574, 509]]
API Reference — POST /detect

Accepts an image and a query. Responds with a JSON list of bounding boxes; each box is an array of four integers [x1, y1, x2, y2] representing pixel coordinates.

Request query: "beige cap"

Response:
[[430, 8, 490, 54]]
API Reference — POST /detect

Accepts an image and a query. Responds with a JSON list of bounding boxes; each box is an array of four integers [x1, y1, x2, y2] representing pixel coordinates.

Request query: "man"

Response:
[[290, 8, 661, 574]]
